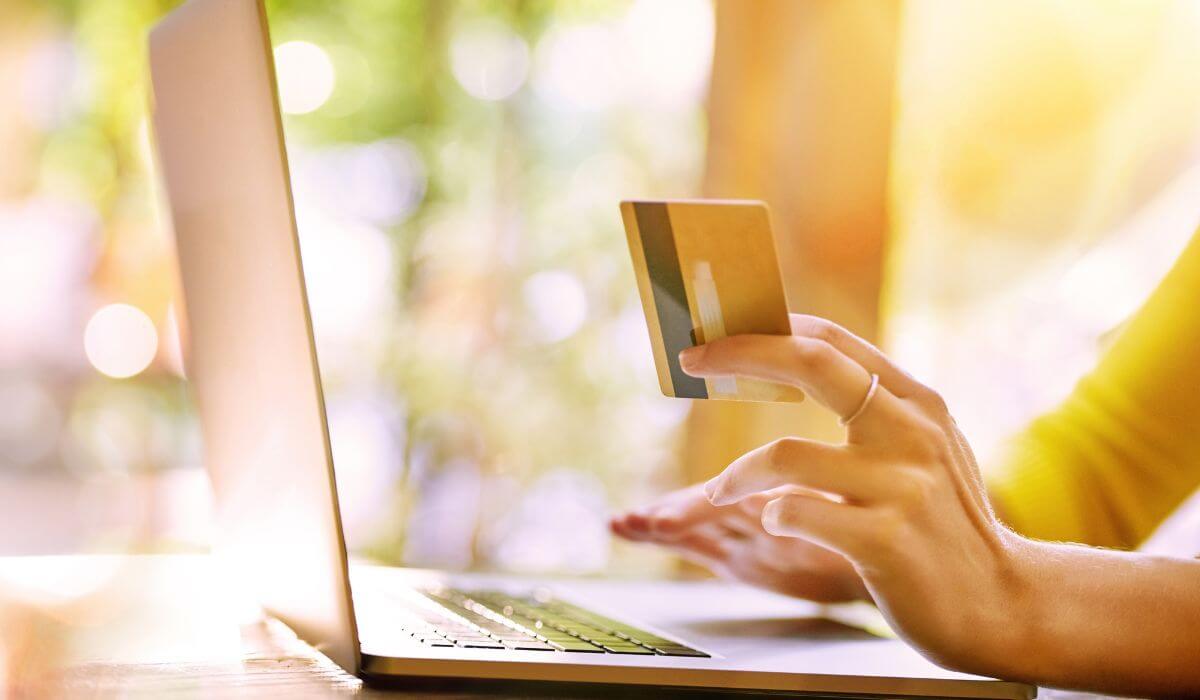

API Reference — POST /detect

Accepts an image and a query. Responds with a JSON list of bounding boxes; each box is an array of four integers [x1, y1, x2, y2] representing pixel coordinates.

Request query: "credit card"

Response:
[[620, 199, 803, 402]]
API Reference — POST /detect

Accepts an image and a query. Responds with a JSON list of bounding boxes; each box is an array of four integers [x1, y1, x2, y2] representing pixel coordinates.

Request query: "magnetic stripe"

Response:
[[633, 202, 708, 399]]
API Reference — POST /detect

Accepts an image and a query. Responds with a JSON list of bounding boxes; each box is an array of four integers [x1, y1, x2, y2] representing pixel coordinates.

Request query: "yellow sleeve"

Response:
[[988, 225, 1200, 549]]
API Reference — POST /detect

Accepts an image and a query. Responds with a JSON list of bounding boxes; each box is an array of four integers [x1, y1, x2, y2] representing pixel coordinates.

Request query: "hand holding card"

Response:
[[620, 199, 804, 403]]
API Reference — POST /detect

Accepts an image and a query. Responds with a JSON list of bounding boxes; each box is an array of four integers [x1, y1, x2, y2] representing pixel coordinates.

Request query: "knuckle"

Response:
[[897, 415, 948, 460], [763, 439, 795, 476], [914, 423, 943, 457], [891, 466, 937, 510], [912, 386, 949, 417], [789, 337, 836, 372], [798, 316, 839, 345], [863, 506, 907, 553], [739, 493, 772, 515]]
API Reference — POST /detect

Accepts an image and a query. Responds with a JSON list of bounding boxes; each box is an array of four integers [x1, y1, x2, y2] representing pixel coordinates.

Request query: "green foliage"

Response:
[[20, 0, 707, 570]]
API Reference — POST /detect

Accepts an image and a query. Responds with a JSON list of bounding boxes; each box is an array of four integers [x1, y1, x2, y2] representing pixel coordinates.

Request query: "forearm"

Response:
[[990, 537, 1200, 695]]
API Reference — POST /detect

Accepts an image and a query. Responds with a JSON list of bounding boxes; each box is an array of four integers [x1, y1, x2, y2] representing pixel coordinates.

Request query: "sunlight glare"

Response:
[[83, 304, 158, 379], [274, 40, 336, 115]]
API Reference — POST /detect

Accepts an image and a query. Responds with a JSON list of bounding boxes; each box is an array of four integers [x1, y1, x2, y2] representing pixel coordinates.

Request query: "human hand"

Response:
[[678, 315, 1031, 674], [610, 484, 869, 603]]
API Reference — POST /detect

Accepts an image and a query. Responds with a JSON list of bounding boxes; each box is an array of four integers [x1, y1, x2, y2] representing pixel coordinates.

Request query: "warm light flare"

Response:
[[273, 41, 335, 115], [83, 304, 158, 379]]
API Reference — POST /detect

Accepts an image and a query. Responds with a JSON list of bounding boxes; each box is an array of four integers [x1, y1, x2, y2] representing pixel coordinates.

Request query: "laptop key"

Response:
[[435, 588, 708, 657], [652, 647, 710, 657], [503, 641, 556, 651], [584, 634, 626, 645], [458, 640, 506, 649], [599, 644, 656, 655], [548, 640, 605, 653]]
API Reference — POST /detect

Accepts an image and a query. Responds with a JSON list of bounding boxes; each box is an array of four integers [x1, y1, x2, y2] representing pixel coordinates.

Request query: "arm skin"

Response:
[[993, 539, 1200, 694], [661, 315, 1200, 696], [611, 484, 871, 604], [615, 226, 1200, 693], [615, 491, 1200, 693]]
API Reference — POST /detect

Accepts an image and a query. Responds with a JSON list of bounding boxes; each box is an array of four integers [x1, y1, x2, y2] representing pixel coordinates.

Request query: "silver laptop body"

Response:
[[148, 1, 1034, 697]]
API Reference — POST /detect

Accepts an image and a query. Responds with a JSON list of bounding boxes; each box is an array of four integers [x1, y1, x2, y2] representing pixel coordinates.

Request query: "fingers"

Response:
[[705, 438, 886, 506], [662, 528, 731, 571], [761, 493, 878, 557], [637, 498, 706, 540], [723, 492, 775, 536], [788, 314, 954, 423], [788, 315, 926, 399], [610, 507, 735, 577], [610, 515, 651, 542], [679, 334, 903, 430], [612, 485, 715, 541], [610, 485, 770, 543]]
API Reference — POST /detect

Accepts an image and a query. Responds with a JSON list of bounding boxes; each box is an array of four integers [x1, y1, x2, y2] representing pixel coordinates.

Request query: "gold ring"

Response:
[[840, 373, 879, 427]]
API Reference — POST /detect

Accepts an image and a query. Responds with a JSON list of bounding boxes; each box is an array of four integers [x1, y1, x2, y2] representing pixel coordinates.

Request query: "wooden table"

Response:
[[0, 554, 1102, 699]]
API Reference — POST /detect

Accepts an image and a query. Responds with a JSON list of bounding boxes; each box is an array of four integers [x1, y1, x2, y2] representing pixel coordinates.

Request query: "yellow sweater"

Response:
[[989, 225, 1200, 549]]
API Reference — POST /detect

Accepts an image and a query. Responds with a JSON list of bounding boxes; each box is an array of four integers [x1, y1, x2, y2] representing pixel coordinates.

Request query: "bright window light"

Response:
[[274, 40, 336, 115], [83, 303, 158, 379]]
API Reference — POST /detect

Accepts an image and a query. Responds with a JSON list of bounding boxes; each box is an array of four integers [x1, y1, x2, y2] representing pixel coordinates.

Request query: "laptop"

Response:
[[147, 1, 1034, 696]]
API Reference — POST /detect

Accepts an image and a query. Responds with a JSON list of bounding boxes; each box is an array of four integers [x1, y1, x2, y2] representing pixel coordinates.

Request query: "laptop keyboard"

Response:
[[395, 587, 708, 657]]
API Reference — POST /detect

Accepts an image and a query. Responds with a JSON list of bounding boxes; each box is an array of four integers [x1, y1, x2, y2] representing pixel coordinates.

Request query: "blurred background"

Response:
[[3, 0, 1200, 583]]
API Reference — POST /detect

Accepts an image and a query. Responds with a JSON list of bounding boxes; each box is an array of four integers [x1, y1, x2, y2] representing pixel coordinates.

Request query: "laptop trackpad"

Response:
[[683, 616, 882, 641]]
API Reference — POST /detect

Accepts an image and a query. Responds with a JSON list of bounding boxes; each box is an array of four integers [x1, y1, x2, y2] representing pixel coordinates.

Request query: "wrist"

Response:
[[970, 530, 1046, 681], [924, 528, 1042, 680]]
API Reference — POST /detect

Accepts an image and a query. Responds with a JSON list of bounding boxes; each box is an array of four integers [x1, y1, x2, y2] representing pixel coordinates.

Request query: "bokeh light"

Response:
[[324, 45, 373, 117], [291, 140, 425, 226], [83, 304, 158, 379], [6, 0, 1200, 619], [4, 0, 709, 582], [273, 40, 335, 115], [534, 24, 622, 112], [295, 209, 395, 354], [482, 470, 610, 573], [0, 378, 61, 469], [450, 22, 530, 102], [522, 270, 589, 343], [161, 305, 185, 378], [622, 0, 714, 108], [0, 198, 97, 367], [19, 38, 89, 130], [326, 395, 404, 544]]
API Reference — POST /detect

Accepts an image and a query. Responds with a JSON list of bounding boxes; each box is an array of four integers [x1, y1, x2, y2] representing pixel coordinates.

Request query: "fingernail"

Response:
[[625, 510, 651, 531], [648, 511, 680, 535], [679, 345, 706, 374], [703, 476, 723, 504]]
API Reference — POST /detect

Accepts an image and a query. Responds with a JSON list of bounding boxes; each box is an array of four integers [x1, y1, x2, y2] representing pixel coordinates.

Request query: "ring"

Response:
[[840, 373, 879, 427]]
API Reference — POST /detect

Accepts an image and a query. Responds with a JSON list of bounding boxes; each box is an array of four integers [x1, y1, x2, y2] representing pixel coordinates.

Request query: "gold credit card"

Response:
[[620, 199, 803, 402]]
